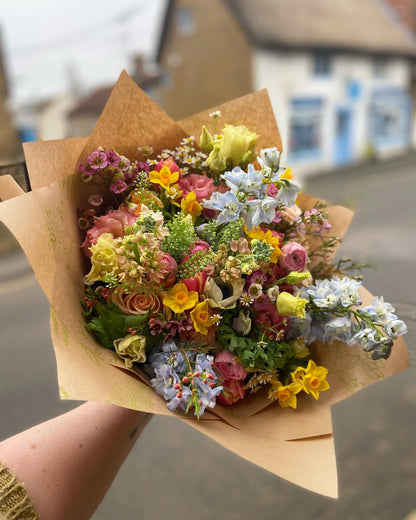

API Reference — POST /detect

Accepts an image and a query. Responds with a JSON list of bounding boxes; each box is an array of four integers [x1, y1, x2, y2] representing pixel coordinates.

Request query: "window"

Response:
[[313, 52, 331, 77], [289, 98, 323, 159], [369, 89, 411, 149], [175, 7, 195, 36], [373, 56, 387, 78]]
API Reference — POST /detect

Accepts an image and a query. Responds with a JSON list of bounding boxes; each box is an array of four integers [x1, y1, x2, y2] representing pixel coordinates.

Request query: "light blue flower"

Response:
[[323, 315, 353, 344], [358, 296, 397, 323], [202, 191, 245, 225], [258, 147, 281, 172], [222, 165, 266, 198], [245, 195, 279, 230], [274, 178, 300, 207], [384, 319, 407, 339]]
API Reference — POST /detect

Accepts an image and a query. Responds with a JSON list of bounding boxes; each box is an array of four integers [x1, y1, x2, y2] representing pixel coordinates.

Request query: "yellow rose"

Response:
[[113, 334, 147, 368], [275, 291, 308, 319], [85, 233, 120, 284]]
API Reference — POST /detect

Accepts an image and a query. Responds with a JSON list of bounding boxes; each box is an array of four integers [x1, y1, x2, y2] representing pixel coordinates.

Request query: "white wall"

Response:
[[253, 49, 412, 182]]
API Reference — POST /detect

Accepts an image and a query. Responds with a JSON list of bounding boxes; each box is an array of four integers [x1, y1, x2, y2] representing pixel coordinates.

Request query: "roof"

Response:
[[226, 0, 416, 56], [69, 71, 160, 118]]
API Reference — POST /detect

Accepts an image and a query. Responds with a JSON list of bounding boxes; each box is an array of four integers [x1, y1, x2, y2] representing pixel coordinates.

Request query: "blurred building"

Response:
[[68, 55, 161, 137], [155, 0, 416, 179], [0, 29, 22, 165]]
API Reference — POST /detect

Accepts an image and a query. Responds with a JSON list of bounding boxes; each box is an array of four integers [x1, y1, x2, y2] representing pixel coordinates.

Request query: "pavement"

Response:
[[0, 153, 415, 520]]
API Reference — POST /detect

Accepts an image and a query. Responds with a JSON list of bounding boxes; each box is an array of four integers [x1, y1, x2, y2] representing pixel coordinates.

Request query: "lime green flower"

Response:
[[285, 271, 311, 285], [206, 124, 258, 172], [113, 333, 147, 368], [85, 233, 120, 284]]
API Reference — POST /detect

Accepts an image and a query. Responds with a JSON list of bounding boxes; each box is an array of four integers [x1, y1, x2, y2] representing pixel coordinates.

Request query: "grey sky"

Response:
[[0, 0, 167, 106]]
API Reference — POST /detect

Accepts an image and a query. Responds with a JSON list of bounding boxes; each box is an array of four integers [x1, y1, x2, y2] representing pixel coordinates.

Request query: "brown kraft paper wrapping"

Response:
[[0, 71, 409, 498]]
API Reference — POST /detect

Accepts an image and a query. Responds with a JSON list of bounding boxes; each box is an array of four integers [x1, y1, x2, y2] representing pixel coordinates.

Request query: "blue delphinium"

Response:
[[245, 195, 280, 230], [306, 276, 362, 311], [222, 165, 266, 198], [147, 340, 222, 417], [202, 191, 244, 225]]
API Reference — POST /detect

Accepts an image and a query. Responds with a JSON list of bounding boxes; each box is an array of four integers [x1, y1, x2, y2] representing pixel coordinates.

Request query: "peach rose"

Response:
[[110, 287, 162, 315]]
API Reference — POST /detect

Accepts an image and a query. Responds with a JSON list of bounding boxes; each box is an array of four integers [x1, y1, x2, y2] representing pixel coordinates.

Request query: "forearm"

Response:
[[0, 402, 151, 520]]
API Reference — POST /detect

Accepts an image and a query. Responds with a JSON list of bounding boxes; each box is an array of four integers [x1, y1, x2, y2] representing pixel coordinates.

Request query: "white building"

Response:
[[156, 0, 416, 180]]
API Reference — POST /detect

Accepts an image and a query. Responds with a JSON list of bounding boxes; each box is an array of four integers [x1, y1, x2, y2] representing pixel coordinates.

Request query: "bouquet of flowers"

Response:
[[0, 72, 409, 497], [78, 115, 407, 419]]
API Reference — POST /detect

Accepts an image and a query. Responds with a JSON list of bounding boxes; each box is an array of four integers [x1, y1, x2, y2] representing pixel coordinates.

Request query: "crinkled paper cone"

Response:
[[0, 71, 409, 498]]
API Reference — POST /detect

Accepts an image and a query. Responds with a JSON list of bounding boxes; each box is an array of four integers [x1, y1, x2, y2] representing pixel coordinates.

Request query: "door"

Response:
[[334, 108, 352, 166]]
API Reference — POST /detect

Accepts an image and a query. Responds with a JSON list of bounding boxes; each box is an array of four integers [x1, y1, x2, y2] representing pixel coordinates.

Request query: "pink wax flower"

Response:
[[217, 379, 245, 406], [87, 149, 108, 170], [161, 253, 177, 287], [280, 242, 307, 273], [215, 351, 247, 380], [190, 239, 210, 254], [155, 157, 180, 174], [267, 183, 279, 197], [81, 208, 136, 257], [178, 173, 218, 202]]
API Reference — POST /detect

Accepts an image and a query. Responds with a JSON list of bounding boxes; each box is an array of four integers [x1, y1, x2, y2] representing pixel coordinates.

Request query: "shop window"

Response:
[[289, 98, 323, 159]]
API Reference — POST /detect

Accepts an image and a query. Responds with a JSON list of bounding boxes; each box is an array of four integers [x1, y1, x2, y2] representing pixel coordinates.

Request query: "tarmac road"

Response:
[[0, 153, 415, 520]]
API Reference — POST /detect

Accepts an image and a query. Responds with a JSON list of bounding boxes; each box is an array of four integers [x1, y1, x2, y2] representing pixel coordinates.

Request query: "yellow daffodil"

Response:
[[181, 191, 202, 221], [162, 283, 199, 314], [281, 167, 292, 180], [291, 360, 330, 400], [190, 301, 212, 335], [149, 165, 179, 189], [275, 291, 308, 319], [270, 380, 303, 409], [244, 226, 281, 263]]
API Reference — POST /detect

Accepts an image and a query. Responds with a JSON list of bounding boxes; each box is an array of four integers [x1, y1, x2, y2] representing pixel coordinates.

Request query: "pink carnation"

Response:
[[215, 351, 247, 380], [178, 174, 221, 202], [81, 208, 136, 257], [155, 157, 180, 173]]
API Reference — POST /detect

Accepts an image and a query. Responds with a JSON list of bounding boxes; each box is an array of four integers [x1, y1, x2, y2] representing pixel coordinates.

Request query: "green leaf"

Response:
[[86, 303, 150, 349]]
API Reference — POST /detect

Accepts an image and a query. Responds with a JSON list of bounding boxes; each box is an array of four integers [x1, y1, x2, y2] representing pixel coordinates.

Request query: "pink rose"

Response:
[[253, 299, 289, 341], [280, 242, 307, 273], [215, 351, 247, 380], [162, 253, 177, 287], [190, 239, 210, 254], [217, 379, 245, 406], [81, 208, 137, 257]]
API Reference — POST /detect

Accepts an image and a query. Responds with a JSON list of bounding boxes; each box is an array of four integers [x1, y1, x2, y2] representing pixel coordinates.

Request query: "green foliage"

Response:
[[161, 213, 197, 261], [86, 303, 149, 349], [217, 324, 297, 372]]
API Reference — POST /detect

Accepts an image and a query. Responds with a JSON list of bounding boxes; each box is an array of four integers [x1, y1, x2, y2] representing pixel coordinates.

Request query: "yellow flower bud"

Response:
[[200, 125, 214, 153], [276, 291, 308, 319]]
